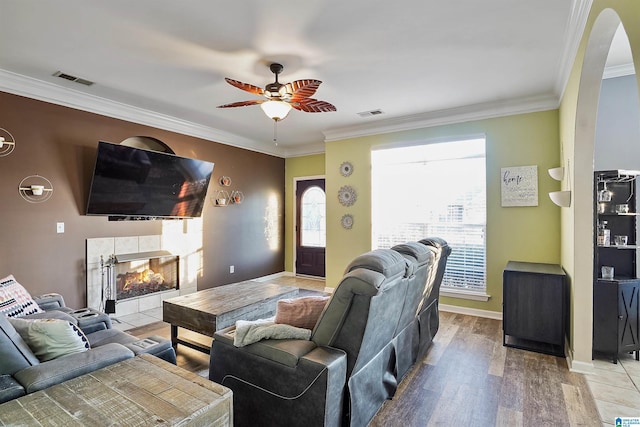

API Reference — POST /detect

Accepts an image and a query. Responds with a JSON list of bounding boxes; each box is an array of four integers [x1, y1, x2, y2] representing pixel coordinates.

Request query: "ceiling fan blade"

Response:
[[224, 78, 265, 96], [217, 100, 265, 108], [291, 98, 336, 113], [287, 79, 322, 100]]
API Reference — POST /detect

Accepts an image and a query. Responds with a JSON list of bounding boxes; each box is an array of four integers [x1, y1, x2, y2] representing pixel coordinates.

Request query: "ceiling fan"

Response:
[[217, 63, 336, 123]]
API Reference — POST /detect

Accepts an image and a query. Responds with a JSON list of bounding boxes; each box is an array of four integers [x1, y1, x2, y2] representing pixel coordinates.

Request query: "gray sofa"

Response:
[[0, 294, 176, 403], [209, 238, 450, 427]]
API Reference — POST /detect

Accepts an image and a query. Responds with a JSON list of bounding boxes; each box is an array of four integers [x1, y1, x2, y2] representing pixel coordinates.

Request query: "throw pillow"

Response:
[[0, 275, 44, 318], [274, 296, 330, 330], [8, 318, 90, 362]]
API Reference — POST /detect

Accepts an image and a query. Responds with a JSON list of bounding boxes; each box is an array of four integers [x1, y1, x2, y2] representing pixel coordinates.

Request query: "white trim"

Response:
[[568, 357, 595, 374], [562, 336, 595, 373], [439, 303, 502, 320], [603, 63, 636, 79], [252, 270, 333, 293], [322, 94, 558, 142], [252, 271, 291, 282], [440, 288, 490, 302], [554, 0, 594, 99], [0, 69, 284, 158], [283, 142, 326, 158]]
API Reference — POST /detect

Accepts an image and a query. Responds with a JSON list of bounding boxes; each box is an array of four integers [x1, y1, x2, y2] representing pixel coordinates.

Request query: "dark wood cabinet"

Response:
[[593, 279, 640, 362], [503, 261, 567, 357], [593, 171, 640, 363]]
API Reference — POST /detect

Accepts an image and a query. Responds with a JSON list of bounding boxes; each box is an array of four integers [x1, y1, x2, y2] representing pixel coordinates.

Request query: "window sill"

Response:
[[440, 288, 490, 302]]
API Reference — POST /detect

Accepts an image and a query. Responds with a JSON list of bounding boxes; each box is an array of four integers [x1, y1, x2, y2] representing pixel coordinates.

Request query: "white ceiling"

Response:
[[0, 0, 633, 157]]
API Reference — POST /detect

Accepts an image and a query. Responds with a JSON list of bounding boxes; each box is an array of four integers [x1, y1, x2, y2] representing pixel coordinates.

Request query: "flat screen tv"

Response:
[[86, 141, 215, 219]]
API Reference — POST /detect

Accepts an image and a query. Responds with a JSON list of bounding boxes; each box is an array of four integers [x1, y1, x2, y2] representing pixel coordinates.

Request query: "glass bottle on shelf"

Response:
[[598, 181, 612, 203], [597, 220, 610, 246]]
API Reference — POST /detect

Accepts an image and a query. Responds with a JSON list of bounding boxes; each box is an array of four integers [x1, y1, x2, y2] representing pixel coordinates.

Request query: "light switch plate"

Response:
[[56, 222, 64, 233]]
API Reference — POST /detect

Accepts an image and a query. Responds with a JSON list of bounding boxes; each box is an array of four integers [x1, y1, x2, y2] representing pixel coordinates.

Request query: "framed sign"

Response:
[[501, 165, 538, 207]]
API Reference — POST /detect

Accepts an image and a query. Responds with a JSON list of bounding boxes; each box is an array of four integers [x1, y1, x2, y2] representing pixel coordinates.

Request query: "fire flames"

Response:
[[116, 269, 165, 293]]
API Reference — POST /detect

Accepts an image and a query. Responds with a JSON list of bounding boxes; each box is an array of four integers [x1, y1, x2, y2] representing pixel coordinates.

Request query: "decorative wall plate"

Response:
[[341, 214, 354, 229], [231, 190, 244, 204], [18, 175, 53, 203], [338, 185, 357, 206], [214, 190, 230, 206], [340, 161, 354, 177]]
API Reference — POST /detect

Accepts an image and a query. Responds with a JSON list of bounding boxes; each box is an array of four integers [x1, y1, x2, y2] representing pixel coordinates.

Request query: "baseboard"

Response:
[[253, 271, 292, 282], [568, 358, 595, 374], [255, 271, 333, 294], [439, 303, 502, 320], [564, 341, 595, 374]]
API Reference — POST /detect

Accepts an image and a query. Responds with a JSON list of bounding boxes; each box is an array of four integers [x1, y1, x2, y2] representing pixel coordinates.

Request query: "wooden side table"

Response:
[[503, 261, 567, 357]]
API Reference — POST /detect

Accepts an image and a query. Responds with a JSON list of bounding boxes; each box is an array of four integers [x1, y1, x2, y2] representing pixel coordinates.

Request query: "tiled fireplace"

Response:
[[86, 233, 197, 317]]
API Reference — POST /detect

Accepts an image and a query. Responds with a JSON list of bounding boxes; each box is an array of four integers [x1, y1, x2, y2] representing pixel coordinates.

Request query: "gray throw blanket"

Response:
[[233, 318, 311, 347]]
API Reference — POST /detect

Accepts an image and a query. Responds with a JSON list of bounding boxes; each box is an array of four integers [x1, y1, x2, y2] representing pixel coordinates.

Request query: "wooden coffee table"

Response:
[[163, 280, 298, 353], [0, 354, 232, 425]]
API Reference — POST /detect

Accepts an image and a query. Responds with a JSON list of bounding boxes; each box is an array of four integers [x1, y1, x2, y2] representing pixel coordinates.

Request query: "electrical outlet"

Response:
[[230, 265, 235, 274], [56, 222, 64, 233]]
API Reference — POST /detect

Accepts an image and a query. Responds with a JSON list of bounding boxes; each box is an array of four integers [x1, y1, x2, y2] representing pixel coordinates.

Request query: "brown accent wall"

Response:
[[0, 91, 284, 308]]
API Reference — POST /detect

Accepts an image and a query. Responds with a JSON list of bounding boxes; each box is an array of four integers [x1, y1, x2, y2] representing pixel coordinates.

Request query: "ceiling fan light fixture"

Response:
[[261, 100, 292, 121]]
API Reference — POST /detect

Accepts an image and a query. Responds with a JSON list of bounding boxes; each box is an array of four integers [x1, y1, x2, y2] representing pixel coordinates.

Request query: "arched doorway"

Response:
[[572, 8, 637, 368]]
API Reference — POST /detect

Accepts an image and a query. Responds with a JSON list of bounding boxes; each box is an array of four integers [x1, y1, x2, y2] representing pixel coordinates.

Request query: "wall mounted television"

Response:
[[86, 141, 215, 219]]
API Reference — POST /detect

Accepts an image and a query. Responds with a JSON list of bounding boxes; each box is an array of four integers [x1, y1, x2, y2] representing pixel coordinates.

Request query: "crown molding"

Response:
[[603, 63, 636, 79], [282, 141, 326, 158], [322, 93, 559, 142], [554, 0, 593, 98], [0, 69, 285, 158]]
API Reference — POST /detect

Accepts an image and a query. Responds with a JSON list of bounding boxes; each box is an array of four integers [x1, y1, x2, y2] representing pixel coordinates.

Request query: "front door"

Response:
[[295, 179, 326, 277]]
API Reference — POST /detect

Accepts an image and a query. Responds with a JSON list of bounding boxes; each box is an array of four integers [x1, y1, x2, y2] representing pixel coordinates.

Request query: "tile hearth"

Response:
[[112, 307, 164, 331]]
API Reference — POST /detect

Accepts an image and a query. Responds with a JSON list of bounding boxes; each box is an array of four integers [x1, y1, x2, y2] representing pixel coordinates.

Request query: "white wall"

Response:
[[595, 74, 640, 169]]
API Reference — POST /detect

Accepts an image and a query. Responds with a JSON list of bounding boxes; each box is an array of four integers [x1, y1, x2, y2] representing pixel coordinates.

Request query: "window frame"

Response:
[[370, 135, 490, 301]]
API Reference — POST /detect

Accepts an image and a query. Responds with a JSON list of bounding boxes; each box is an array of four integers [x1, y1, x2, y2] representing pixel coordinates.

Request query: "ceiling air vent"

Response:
[[53, 71, 94, 86], [357, 109, 384, 118]]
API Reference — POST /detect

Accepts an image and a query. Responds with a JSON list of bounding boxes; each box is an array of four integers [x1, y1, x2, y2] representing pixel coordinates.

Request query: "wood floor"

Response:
[[127, 277, 601, 427]]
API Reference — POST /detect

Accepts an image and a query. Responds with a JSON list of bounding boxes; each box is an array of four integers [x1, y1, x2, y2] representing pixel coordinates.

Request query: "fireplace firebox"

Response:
[[102, 251, 179, 307]]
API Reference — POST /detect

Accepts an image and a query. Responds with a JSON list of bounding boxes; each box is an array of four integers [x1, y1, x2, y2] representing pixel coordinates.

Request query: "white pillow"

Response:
[[8, 318, 90, 362]]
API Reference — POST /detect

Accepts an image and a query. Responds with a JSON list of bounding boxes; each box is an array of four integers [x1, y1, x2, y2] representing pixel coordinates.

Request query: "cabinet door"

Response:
[[619, 283, 640, 352], [503, 271, 563, 344], [593, 281, 619, 353]]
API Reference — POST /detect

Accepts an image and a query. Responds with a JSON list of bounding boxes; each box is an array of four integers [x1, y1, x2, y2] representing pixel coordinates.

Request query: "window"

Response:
[[371, 137, 486, 293], [301, 186, 326, 247]]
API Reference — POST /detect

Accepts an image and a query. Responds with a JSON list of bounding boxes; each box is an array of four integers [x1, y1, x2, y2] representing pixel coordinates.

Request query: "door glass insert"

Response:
[[301, 186, 326, 247]]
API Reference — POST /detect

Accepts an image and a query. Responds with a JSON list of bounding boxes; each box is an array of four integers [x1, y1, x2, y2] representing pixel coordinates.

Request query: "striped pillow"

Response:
[[0, 275, 44, 318]]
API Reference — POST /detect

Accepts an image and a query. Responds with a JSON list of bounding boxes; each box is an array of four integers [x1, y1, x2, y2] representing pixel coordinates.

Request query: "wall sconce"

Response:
[[18, 175, 54, 203], [0, 128, 16, 157], [548, 161, 571, 207]]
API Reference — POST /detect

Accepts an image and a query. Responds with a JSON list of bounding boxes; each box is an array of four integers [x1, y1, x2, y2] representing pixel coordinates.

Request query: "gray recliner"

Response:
[[0, 292, 177, 403], [31, 293, 113, 334], [0, 313, 134, 403], [390, 241, 436, 381], [417, 237, 452, 358], [210, 248, 421, 427]]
